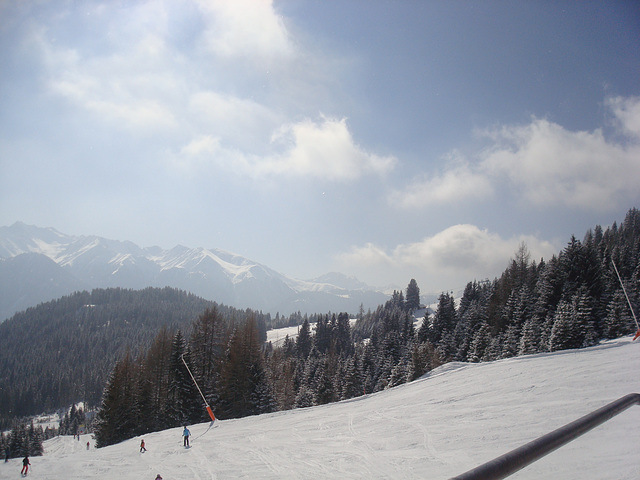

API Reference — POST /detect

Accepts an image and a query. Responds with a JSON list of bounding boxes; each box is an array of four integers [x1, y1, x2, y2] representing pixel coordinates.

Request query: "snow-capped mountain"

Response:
[[0, 222, 389, 321]]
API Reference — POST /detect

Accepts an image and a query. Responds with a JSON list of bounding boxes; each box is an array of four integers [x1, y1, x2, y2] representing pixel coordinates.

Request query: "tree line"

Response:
[[94, 307, 271, 447], [0, 287, 271, 429], [94, 208, 639, 446], [1, 421, 56, 460]]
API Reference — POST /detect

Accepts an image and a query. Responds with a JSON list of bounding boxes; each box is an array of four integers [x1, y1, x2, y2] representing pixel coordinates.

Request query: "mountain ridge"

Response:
[[0, 222, 389, 320]]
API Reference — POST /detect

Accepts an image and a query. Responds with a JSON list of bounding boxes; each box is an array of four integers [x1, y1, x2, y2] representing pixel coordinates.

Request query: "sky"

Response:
[[1, 1, 639, 295]]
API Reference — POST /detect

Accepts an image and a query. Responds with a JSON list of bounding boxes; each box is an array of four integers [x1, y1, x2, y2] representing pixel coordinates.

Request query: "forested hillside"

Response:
[[95, 209, 639, 448], [0, 287, 248, 428]]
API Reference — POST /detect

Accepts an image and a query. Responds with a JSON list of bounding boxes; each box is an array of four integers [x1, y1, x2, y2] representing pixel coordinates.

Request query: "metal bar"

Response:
[[451, 393, 640, 480], [181, 353, 209, 408], [612, 260, 640, 330]]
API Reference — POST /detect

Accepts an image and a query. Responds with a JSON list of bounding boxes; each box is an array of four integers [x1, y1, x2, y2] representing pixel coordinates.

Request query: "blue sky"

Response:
[[1, 1, 639, 294]]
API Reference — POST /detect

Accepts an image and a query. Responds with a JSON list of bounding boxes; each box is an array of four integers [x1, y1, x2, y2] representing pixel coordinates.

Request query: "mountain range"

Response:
[[0, 222, 389, 321]]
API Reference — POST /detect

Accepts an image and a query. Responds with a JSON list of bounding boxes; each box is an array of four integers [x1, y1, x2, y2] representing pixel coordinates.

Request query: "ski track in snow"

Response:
[[2, 339, 640, 479]]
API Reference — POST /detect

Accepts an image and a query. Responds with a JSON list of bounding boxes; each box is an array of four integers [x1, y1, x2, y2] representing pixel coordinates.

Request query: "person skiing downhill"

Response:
[[140, 439, 147, 453], [21, 456, 30, 476], [183, 426, 191, 447]]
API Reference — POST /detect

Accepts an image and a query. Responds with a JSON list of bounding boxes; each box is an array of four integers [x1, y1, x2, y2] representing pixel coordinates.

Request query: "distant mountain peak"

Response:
[[0, 222, 389, 320]]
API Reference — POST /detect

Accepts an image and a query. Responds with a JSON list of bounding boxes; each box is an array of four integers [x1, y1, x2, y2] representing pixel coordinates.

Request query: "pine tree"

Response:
[[138, 326, 174, 433], [603, 290, 636, 338], [428, 292, 457, 346], [468, 323, 492, 363], [518, 316, 541, 355], [219, 317, 274, 418], [314, 315, 331, 354], [167, 331, 200, 426], [340, 355, 363, 399], [94, 351, 140, 447], [405, 279, 421, 312], [295, 319, 312, 359], [294, 385, 316, 408], [266, 350, 297, 410], [549, 299, 578, 351], [314, 356, 338, 405], [189, 307, 226, 421], [574, 286, 597, 347]]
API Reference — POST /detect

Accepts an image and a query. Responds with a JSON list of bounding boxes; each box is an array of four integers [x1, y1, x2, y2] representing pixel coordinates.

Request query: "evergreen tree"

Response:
[[314, 356, 338, 405], [574, 286, 597, 347], [138, 326, 173, 433], [334, 313, 353, 356], [405, 279, 421, 312], [468, 323, 492, 363], [167, 331, 201, 426], [266, 350, 297, 410], [549, 299, 579, 351], [518, 316, 542, 355], [603, 290, 636, 338], [219, 317, 274, 418], [94, 351, 140, 447], [294, 385, 316, 408], [426, 293, 457, 360], [295, 319, 312, 359], [314, 315, 332, 354], [340, 355, 364, 399]]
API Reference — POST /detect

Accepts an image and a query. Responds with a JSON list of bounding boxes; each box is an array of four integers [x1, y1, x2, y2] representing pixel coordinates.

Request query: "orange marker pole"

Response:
[[181, 354, 216, 422]]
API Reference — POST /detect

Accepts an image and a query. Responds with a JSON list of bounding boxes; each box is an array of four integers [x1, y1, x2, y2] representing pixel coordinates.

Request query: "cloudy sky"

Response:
[[1, 1, 639, 294]]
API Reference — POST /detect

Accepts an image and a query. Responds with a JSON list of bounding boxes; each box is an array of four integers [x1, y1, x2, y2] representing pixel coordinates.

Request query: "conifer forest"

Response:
[[1, 208, 639, 449], [93, 208, 640, 447]]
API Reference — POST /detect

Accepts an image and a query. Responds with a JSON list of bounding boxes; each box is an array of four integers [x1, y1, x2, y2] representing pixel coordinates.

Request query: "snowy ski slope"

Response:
[[2, 338, 639, 479]]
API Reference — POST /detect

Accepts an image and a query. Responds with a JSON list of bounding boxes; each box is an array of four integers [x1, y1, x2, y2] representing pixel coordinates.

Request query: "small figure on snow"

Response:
[[140, 439, 147, 453], [87, 441, 90, 450], [21, 456, 30, 476], [4, 447, 9, 462], [155, 475, 163, 480], [183, 426, 191, 447]]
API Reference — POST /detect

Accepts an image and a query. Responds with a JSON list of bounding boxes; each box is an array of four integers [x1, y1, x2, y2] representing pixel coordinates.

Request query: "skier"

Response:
[[155, 475, 163, 480], [140, 439, 147, 453], [87, 441, 90, 450], [183, 426, 191, 447], [21, 456, 30, 476]]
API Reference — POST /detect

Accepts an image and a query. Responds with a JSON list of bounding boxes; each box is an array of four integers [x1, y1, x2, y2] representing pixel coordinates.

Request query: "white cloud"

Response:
[[180, 135, 220, 157], [196, 0, 294, 59], [172, 117, 396, 181], [389, 153, 493, 208], [479, 111, 640, 210], [392, 96, 640, 212], [335, 242, 393, 267], [254, 117, 397, 181], [188, 90, 279, 148], [336, 224, 557, 291], [38, 24, 179, 131], [606, 95, 640, 137]]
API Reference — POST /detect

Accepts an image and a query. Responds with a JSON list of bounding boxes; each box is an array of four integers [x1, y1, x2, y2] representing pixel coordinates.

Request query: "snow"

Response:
[[266, 325, 302, 346], [3, 339, 640, 479]]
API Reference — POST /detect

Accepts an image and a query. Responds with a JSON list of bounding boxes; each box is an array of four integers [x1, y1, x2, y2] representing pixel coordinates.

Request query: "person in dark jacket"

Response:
[[21, 456, 30, 475]]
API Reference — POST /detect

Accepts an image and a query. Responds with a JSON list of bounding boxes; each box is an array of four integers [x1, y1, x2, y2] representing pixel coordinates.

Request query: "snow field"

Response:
[[2, 338, 639, 479]]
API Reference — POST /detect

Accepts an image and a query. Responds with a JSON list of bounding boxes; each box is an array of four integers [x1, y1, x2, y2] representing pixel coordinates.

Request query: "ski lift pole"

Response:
[[612, 260, 640, 340], [181, 354, 216, 422]]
